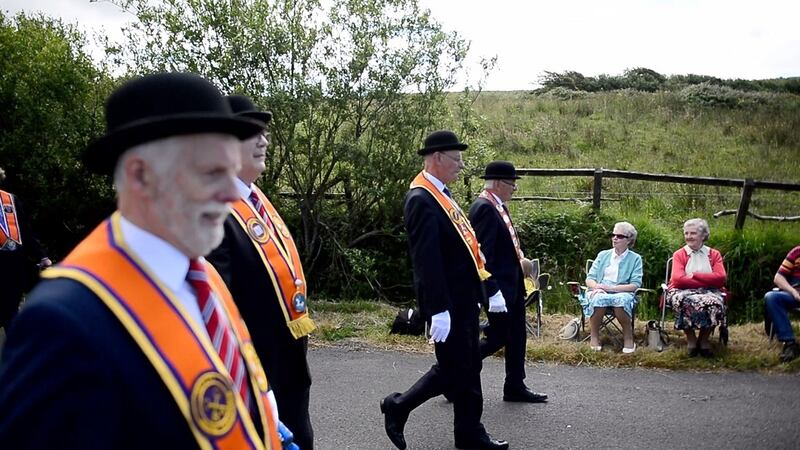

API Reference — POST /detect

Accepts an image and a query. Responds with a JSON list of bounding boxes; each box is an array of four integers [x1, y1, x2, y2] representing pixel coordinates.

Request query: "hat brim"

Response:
[[238, 110, 273, 124], [417, 142, 468, 156], [479, 174, 522, 180], [84, 115, 265, 175]]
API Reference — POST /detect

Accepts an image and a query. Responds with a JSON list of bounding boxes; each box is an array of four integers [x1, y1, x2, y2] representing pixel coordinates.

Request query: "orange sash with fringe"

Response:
[[230, 187, 316, 339], [0, 190, 21, 249], [42, 213, 281, 450], [410, 172, 491, 281]]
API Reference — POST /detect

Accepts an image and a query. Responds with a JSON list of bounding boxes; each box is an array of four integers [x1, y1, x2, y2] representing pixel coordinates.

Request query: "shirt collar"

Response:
[[488, 191, 504, 207], [613, 248, 629, 260], [422, 170, 447, 194], [118, 215, 190, 294], [683, 244, 709, 256], [234, 177, 254, 200]]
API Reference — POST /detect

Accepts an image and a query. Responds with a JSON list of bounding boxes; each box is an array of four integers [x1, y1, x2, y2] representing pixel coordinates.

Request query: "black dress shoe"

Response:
[[455, 434, 510, 450], [699, 348, 714, 358], [380, 393, 408, 450], [688, 347, 699, 357], [503, 387, 548, 403]]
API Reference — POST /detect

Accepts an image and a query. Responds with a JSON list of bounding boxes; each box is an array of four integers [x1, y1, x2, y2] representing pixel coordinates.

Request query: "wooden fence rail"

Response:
[[513, 168, 800, 230]]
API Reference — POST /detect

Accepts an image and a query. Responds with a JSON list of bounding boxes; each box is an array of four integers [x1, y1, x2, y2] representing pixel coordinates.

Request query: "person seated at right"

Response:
[[582, 221, 643, 353], [764, 245, 800, 362], [666, 218, 726, 357]]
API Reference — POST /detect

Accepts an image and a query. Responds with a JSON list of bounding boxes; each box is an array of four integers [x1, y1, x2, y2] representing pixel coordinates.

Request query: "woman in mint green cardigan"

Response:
[[581, 222, 643, 353]]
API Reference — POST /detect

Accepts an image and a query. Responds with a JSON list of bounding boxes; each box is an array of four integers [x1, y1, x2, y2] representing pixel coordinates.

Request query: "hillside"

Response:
[[463, 89, 800, 222]]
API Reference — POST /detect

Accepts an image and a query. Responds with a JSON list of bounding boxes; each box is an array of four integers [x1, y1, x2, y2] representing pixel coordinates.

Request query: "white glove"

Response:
[[267, 389, 280, 430], [429, 310, 451, 343], [488, 290, 508, 313]]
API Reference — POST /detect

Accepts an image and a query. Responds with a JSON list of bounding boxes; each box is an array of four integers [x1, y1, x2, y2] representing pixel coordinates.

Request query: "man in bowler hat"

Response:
[[207, 94, 317, 449], [380, 130, 509, 450], [469, 161, 548, 403], [0, 73, 286, 448], [0, 167, 52, 331]]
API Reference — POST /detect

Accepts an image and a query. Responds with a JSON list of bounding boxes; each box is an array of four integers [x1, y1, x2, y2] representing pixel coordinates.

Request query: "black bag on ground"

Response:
[[390, 308, 425, 335]]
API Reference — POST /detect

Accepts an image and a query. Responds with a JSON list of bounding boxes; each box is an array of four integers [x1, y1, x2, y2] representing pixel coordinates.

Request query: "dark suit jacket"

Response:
[[0, 279, 198, 448], [0, 193, 48, 297], [468, 197, 525, 306], [207, 214, 311, 392], [404, 188, 485, 322]]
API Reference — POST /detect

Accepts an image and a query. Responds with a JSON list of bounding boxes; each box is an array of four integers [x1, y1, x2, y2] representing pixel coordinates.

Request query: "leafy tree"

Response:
[[111, 0, 475, 297], [538, 70, 597, 92], [622, 67, 665, 92], [0, 11, 113, 260]]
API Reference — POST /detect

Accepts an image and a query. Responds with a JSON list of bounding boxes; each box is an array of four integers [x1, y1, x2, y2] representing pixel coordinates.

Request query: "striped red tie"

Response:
[[249, 191, 276, 234], [187, 259, 251, 409]]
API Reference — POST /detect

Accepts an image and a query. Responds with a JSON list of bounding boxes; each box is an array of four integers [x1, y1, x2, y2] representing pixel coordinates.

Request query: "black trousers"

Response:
[[479, 297, 527, 390], [273, 382, 313, 450], [394, 310, 485, 442], [268, 336, 313, 450]]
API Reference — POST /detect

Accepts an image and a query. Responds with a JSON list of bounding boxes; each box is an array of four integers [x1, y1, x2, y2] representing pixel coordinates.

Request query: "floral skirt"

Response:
[[667, 288, 725, 330], [581, 291, 635, 319]]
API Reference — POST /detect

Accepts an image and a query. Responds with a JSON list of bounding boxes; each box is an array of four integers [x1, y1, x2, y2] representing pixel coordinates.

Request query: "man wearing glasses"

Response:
[[468, 161, 548, 404], [380, 131, 509, 450]]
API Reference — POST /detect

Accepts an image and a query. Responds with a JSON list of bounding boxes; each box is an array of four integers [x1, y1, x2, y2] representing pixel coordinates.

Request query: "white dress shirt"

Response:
[[234, 177, 256, 201], [603, 249, 629, 284], [118, 215, 209, 339]]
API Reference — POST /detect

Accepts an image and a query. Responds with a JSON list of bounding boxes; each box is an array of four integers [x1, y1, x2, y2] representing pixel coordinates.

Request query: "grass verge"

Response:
[[309, 302, 800, 374]]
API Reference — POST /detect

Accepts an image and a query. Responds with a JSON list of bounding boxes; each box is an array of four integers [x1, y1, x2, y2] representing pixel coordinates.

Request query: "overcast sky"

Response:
[[4, 0, 799, 91]]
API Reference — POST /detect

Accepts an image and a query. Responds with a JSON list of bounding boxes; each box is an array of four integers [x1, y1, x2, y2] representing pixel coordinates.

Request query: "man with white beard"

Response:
[[0, 73, 288, 449]]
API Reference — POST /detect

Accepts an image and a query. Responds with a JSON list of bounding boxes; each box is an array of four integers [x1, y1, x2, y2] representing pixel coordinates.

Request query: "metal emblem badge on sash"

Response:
[[274, 220, 291, 239], [190, 372, 237, 436], [241, 342, 269, 392], [246, 217, 270, 244], [292, 291, 306, 313]]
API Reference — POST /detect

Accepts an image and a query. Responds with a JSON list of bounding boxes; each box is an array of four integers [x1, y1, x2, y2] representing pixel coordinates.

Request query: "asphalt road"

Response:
[[308, 344, 800, 450]]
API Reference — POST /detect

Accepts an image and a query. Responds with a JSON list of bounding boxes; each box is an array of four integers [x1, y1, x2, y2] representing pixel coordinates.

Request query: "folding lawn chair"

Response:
[[523, 258, 550, 338], [567, 259, 654, 346]]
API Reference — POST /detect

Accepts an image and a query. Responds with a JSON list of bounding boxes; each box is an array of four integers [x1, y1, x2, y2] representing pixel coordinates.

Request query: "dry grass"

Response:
[[309, 303, 800, 373]]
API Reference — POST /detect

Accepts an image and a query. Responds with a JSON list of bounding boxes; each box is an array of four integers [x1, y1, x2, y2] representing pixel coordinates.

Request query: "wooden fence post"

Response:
[[734, 178, 755, 230], [592, 168, 603, 210]]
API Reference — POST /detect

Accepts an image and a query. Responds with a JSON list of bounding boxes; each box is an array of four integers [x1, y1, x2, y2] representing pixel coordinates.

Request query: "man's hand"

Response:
[[429, 310, 451, 343], [39, 257, 52, 269], [488, 290, 508, 313]]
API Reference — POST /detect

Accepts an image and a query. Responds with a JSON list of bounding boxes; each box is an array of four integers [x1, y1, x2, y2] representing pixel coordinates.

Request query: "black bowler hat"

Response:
[[417, 130, 468, 155], [480, 161, 521, 180], [226, 95, 273, 124], [83, 73, 265, 174]]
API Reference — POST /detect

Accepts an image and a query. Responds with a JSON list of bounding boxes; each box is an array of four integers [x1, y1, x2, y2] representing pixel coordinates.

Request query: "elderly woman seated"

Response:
[[666, 218, 727, 357], [582, 221, 643, 353]]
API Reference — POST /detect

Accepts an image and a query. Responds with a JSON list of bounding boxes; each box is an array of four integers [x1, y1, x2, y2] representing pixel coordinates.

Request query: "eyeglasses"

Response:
[[499, 180, 517, 189], [438, 151, 463, 164], [610, 233, 629, 239]]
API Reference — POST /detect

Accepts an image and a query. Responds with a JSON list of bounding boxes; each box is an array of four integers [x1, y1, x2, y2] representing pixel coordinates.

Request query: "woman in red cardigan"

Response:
[[666, 218, 727, 357]]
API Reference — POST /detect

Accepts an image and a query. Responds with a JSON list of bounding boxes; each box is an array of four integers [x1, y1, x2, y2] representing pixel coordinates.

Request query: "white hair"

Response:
[[113, 137, 185, 192], [615, 221, 638, 247], [684, 218, 710, 242], [483, 180, 499, 189]]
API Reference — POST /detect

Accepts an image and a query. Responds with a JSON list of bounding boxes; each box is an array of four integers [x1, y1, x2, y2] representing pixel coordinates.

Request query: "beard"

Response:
[[155, 194, 231, 258]]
